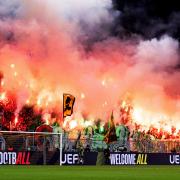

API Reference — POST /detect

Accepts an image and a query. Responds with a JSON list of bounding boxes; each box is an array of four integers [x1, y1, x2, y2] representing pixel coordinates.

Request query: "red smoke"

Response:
[[0, 0, 180, 136]]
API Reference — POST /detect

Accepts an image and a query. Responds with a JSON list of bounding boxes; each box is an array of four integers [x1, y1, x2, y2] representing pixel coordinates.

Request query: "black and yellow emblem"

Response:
[[63, 94, 75, 118]]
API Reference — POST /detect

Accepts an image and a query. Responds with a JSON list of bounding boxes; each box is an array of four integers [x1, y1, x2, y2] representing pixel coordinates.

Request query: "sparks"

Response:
[[0, 92, 6, 101], [15, 116, 18, 125], [101, 79, 106, 86], [10, 64, 15, 69], [14, 72, 18, 77], [81, 93, 85, 99], [1, 79, 5, 86]]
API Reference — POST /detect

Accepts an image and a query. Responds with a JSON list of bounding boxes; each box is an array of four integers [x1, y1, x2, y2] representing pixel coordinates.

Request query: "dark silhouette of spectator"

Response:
[[104, 148, 110, 165]]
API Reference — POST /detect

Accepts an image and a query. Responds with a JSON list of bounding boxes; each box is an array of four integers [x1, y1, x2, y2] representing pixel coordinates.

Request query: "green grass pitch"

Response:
[[0, 166, 180, 180]]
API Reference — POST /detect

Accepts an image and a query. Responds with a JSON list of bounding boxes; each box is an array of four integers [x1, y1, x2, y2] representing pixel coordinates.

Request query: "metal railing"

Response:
[[0, 131, 179, 153]]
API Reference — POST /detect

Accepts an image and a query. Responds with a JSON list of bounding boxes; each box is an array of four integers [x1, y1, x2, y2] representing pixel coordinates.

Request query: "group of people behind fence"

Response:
[[0, 130, 179, 153]]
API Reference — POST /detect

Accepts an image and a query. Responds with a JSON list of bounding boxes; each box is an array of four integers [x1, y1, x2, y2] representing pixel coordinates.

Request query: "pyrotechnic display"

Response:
[[0, 0, 180, 139], [1, 0, 180, 172]]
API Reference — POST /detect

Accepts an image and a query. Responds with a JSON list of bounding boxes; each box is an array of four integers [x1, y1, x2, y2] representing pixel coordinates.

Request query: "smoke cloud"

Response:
[[0, 0, 180, 130]]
